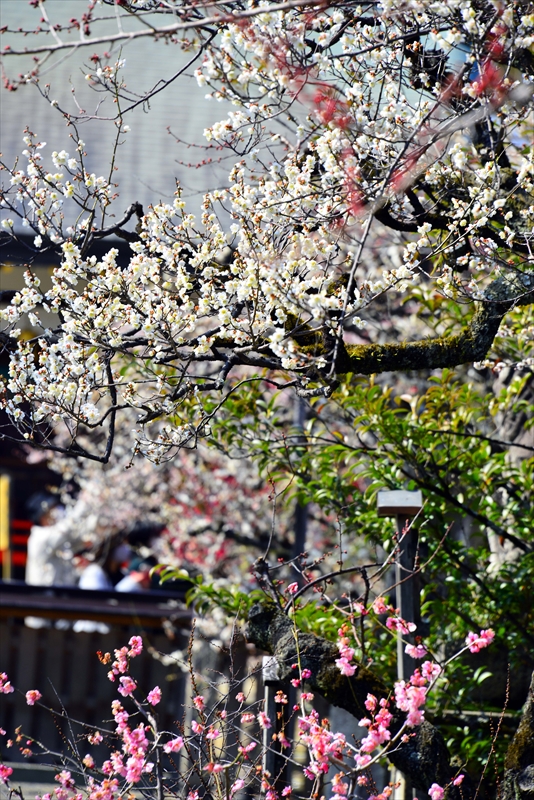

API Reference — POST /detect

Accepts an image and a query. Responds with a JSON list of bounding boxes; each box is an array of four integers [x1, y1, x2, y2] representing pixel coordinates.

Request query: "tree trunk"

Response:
[[501, 671, 534, 800]]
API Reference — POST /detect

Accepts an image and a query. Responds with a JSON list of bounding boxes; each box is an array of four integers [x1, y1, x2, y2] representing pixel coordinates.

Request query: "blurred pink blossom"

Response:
[[147, 687, 161, 706], [163, 737, 184, 754], [428, 784, 444, 800], [0, 765, 13, 784], [25, 689, 42, 706]]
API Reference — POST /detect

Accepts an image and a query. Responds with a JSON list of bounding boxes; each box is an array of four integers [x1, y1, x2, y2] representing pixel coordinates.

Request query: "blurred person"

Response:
[[25, 492, 97, 628], [122, 521, 167, 591], [115, 553, 159, 592], [73, 538, 131, 632]]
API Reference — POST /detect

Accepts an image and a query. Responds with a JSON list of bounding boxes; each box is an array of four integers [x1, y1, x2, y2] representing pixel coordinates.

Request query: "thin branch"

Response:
[[2, 0, 331, 57]]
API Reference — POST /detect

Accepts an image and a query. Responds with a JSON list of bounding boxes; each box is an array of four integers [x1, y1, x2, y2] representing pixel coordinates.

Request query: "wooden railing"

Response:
[[0, 580, 191, 628]]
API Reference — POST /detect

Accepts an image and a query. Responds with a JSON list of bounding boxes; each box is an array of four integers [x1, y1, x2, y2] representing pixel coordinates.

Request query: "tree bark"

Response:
[[501, 670, 534, 800], [334, 271, 534, 376]]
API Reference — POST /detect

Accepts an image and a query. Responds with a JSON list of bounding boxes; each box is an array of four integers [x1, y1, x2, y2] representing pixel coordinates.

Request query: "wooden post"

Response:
[[394, 511, 420, 682], [292, 396, 308, 585], [262, 656, 287, 790], [0, 475, 11, 581], [377, 490, 423, 800]]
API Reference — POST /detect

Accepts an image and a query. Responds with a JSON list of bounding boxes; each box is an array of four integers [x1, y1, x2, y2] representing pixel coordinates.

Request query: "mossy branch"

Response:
[[332, 271, 534, 375]]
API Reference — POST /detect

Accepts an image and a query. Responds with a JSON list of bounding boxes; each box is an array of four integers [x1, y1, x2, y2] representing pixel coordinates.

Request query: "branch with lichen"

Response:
[[329, 271, 534, 376]]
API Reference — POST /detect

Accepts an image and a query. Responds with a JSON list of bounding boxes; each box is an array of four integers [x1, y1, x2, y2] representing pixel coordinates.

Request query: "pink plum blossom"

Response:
[[258, 711, 272, 729], [332, 772, 349, 800], [372, 597, 390, 614], [88, 778, 119, 800], [428, 784, 444, 800], [278, 731, 291, 749], [453, 775, 465, 786], [286, 582, 299, 594], [238, 741, 256, 755], [231, 779, 245, 796], [369, 789, 394, 800], [421, 662, 442, 682], [55, 772, 74, 789], [110, 752, 126, 776], [386, 616, 417, 634], [465, 629, 495, 653], [298, 709, 347, 776], [125, 755, 148, 783], [405, 644, 428, 659], [365, 694, 377, 712], [394, 679, 427, 727], [204, 762, 224, 773], [128, 636, 143, 657], [0, 765, 13, 784], [193, 695, 205, 712], [147, 686, 161, 706], [0, 674, 14, 694], [25, 689, 42, 706], [163, 737, 184, 753], [301, 668, 311, 679], [336, 657, 356, 677], [117, 676, 137, 697]]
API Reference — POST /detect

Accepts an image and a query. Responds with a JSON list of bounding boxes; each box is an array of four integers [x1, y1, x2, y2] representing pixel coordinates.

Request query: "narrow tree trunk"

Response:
[[501, 671, 534, 800]]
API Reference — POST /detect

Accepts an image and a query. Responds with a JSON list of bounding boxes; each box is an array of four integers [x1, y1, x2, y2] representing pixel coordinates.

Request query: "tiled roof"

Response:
[[1, 0, 232, 220]]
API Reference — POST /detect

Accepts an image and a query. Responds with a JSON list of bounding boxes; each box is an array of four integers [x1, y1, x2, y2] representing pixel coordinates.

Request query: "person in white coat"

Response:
[[25, 492, 98, 628]]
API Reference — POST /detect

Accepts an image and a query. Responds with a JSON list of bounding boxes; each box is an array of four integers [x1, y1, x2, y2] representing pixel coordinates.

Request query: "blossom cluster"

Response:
[[465, 628, 495, 653], [0, 621, 497, 800], [1, 0, 532, 450], [333, 613, 494, 754], [298, 708, 348, 779], [0, 674, 14, 695]]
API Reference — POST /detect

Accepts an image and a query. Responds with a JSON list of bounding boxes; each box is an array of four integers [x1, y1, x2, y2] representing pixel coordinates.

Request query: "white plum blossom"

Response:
[[0, 0, 532, 459]]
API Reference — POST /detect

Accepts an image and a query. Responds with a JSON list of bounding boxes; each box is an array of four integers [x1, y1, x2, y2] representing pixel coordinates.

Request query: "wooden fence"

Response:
[[0, 582, 192, 765]]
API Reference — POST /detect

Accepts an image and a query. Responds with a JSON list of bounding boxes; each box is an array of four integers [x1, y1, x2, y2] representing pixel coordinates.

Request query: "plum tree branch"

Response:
[[1, 0, 328, 57], [331, 271, 534, 376]]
